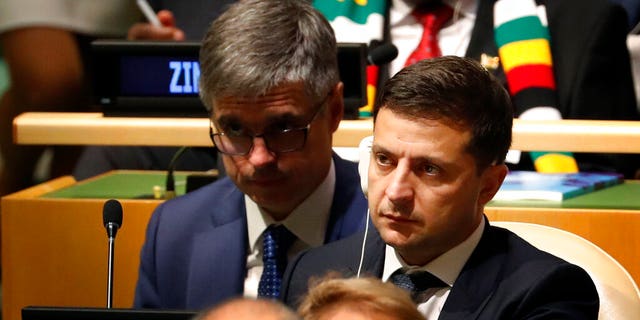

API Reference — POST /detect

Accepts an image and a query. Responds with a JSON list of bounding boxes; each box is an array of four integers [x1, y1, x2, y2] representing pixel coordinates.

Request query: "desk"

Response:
[[13, 112, 640, 152], [2, 171, 639, 320], [1, 172, 173, 320]]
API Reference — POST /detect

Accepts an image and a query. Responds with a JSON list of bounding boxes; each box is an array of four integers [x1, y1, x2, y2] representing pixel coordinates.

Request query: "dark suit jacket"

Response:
[[133, 154, 368, 310], [281, 218, 599, 319]]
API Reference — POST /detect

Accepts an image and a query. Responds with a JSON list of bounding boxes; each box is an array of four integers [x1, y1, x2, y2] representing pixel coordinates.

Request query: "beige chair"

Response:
[[356, 136, 640, 318], [492, 221, 640, 320]]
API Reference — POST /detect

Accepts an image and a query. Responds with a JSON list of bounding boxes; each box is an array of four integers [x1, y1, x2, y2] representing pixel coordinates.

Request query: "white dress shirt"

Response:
[[382, 219, 485, 319]]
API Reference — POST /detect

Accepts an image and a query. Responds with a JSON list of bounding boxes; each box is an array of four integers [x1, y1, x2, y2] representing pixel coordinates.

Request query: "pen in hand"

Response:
[[136, 0, 162, 27]]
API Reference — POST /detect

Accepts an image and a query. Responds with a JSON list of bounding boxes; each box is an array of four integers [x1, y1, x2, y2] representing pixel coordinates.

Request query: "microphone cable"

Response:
[[165, 146, 189, 199]]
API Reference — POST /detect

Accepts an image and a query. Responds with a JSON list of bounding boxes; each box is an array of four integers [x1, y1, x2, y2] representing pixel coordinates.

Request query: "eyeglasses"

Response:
[[209, 95, 329, 156]]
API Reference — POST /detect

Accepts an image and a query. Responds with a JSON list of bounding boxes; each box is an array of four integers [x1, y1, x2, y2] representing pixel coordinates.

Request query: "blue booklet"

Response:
[[494, 171, 624, 201]]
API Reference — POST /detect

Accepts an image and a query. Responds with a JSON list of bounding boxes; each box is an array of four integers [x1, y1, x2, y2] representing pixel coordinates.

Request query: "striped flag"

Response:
[[313, 0, 387, 116], [494, 0, 556, 107], [494, 0, 578, 173]]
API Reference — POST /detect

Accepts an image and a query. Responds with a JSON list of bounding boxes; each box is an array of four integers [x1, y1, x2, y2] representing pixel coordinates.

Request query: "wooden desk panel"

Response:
[[1, 176, 160, 320], [3, 175, 639, 320], [13, 112, 640, 152]]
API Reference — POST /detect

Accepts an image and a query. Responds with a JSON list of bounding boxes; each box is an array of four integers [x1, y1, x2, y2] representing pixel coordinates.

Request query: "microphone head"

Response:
[[103, 199, 123, 228], [367, 43, 399, 66]]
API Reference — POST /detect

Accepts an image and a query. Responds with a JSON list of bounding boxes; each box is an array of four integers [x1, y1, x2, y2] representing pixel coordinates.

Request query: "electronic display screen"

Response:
[[92, 40, 366, 118], [120, 56, 200, 96]]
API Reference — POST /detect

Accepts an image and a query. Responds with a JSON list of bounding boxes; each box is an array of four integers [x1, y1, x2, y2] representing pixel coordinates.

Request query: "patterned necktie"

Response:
[[389, 269, 447, 303], [404, 2, 454, 66], [257, 225, 296, 299]]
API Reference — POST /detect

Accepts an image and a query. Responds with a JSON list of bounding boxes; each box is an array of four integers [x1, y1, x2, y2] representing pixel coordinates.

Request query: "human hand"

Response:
[[127, 10, 185, 41]]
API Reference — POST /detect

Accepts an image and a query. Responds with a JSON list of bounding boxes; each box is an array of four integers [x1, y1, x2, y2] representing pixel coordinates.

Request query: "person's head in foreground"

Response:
[[369, 56, 513, 265], [195, 297, 301, 320], [298, 275, 426, 320], [199, 0, 344, 221]]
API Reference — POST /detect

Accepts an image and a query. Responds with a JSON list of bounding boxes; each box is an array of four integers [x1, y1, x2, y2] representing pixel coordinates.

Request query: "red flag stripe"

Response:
[[506, 64, 556, 95]]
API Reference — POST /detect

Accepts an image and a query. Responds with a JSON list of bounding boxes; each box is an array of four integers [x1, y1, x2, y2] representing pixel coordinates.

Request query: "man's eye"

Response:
[[270, 121, 296, 132], [423, 164, 440, 175], [374, 153, 392, 166], [222, 124, 245, 136]]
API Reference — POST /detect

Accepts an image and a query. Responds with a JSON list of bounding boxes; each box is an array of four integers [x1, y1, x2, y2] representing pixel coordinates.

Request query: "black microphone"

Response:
[[102, 199, 123, 308], [103, 199, 123, 239], [367, 41, 398, 66]]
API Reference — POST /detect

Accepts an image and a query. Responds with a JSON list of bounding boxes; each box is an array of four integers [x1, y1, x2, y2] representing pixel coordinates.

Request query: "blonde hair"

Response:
[[298, 275, 425, 320], [194, 297, 300, 320]]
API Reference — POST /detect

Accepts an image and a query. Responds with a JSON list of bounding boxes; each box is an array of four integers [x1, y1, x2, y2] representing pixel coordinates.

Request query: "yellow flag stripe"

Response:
[[499, 39, 552, 73]]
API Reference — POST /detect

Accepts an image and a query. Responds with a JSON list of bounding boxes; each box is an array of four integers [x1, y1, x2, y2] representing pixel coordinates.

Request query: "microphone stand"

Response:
[[106, 226, 116, 308], [103, 199, 122, 309]]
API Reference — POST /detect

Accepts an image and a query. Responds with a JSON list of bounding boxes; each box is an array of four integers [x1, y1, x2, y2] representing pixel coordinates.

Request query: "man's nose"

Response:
[[247, 136, 276, 167], [385, 166, 415, 204]]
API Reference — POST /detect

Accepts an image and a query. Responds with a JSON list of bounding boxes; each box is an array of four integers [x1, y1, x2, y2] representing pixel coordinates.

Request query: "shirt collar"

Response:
[[383, 218, 485, 286], [246, 160, 336, 253]]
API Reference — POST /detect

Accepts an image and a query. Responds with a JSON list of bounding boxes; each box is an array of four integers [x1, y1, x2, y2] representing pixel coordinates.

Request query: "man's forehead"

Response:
[[212, 86, 311, 114], [214, 82, 308, 104], [212, 99, 312, 129], [373, 109, 472, 150]]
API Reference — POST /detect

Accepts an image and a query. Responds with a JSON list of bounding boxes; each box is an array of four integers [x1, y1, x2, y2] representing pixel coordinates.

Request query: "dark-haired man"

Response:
[[281, 56, 598, 319]]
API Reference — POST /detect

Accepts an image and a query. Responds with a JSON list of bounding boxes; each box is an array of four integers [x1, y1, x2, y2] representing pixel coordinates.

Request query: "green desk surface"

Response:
[[42, 172, 640, 210], [0, 57, 9, 94], [488, 180, 640, 210], [41, 171, 192, 199]]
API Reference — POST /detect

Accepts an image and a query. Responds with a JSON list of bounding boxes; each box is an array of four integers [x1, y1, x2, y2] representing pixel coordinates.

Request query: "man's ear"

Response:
[[479, 164, 508, 206], [328, 82, 344, 133]]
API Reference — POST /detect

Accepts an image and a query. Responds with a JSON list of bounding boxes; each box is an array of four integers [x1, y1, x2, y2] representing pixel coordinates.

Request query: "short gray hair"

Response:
[[199, 0, 339, 111]]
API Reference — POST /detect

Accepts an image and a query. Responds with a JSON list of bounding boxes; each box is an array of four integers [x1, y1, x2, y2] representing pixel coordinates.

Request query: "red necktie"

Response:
[[404, 3, 454, 66]]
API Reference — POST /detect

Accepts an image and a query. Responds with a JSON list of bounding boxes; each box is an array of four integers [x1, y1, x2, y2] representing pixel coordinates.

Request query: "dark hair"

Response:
[[373, 56, 513, 171]]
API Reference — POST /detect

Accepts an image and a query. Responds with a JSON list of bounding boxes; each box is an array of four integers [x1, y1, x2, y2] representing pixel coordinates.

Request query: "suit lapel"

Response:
[[347, 219, 506, 320], [185, 185, 248, 309], [439, 219, 504, 320], [324, 154, 368, 243], [347, 226, 386, 278]]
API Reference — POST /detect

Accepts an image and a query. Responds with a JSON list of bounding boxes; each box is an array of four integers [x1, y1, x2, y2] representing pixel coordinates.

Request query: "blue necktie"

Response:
[[389, 269, 447, 303], [257, 225, 296, 298]]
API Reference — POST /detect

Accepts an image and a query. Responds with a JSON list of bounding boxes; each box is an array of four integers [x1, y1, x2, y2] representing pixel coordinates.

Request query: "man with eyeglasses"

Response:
[[133, 0, 368, 311]]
